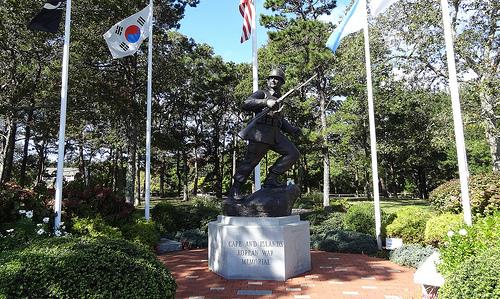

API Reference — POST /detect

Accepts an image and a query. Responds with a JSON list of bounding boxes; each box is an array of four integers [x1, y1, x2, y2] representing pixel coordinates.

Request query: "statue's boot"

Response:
[[227, 181, 245, 200], [263, 172, 286, 188]]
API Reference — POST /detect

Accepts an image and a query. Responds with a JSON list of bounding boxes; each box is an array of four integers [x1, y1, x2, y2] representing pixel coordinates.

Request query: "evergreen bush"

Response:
[[424, 213, 464, 246], [121, 218, 160, 248], [0, 237, 176, 298], [0, 182, 50, 225], [64, 186, 134, 226], [438, 213, 499, 277], [343, 203, 394, 237], [174, 228, 208, 249], [71, 215, 122, 239], [389, 244, 436, 268], [310, 212, 345, 235], [429, 172, 500, 216], [439, 246, 500, 299], [152, 198, 221, 234], [311, 230, 378, 254], [386, 206, 433, 243]]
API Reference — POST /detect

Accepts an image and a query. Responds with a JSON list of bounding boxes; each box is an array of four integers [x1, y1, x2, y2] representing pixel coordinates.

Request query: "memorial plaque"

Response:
[[208, 215, 311, 281]]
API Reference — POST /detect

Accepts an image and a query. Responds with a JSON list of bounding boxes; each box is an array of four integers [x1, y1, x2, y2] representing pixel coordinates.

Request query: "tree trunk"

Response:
[[111, 148, 119, 192], [214, 129, 222, 199], [182, 147, 189, 201], [79, 139, 87, 186], [125, 133, 137, 204], [417, 167, 428, 199], [159, 155, 165, 197], [480, 75, 500, 171], [35, 138, 47, 185], [1, 116, 17, 184], [176, 150, 182, 197], [135, 151, 141, 206], [104, 147, 113, 188], [20, 111, 33, 187], [192, 146, 198, 196], [320, 94, 330, 207], [302, 154, 311, 194]]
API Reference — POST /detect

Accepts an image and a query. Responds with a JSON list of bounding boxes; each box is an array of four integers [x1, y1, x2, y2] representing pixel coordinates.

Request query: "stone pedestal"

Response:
[[208, 215, 311, 281]]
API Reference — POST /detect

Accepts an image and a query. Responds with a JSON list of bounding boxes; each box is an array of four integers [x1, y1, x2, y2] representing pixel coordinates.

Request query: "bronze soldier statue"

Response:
[[228, 68, 301, 200]]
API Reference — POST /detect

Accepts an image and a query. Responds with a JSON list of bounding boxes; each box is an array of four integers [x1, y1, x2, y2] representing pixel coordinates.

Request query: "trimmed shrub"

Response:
[[386, 207, 433, 243], [429, 172, 500, 216], [64, 186, 134, 226], [0, 237, 176, 298], [438, 213, 500, 277], [121, 219, 160, 248], [0, 182, 51, 225], [152, 199, 221, 234], [343, 203, 395, 237], [424, 213, 464, 246], [151, 201, 181, 233], [71, 216, 122, 239], [174, 228, 208, 249], [439, 246, 500, 299], [389, 244, 436, 268], [311, 230, 378, 254], [310, 212, 345, 235]]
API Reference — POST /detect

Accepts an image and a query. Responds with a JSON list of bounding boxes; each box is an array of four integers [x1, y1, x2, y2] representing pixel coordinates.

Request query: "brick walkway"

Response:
[[158, 249, 421, 299]]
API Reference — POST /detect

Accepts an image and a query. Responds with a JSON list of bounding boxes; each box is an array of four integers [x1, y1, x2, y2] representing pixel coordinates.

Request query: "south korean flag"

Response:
[[103, 5, 151, 59]]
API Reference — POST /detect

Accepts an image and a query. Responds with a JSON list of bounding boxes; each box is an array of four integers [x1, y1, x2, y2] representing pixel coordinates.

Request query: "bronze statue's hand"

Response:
[[266, 98, 278, 108]]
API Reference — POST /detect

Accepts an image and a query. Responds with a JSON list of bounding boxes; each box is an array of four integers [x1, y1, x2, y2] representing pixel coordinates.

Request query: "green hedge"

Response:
[[386, 207, 433, 243], [438, 213, 500, 277], [152, 198, 221, 234], [429, 172, 500, 216], [310, 212, 345, 235], [424, 213, 464, 246], [389, 244, 436, 268], [0, 237, 176, 298], [121, 218, 160, 248], [343, 203, 394, 237], [311, 230, 378, 254], [174, 228, 208, 249], [71, 216, 123, 239], [439, 246, 500, 299], [0, 182, 51, 226]]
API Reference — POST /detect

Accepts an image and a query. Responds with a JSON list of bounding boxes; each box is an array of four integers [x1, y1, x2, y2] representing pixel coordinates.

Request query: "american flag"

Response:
[[239, 0, 255, 43]]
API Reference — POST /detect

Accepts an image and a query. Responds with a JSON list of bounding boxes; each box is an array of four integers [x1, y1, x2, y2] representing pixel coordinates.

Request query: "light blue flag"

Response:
[[325, 0, 364, 53]]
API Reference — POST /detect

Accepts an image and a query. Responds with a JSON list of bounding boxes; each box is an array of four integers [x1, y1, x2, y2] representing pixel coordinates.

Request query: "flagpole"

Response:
[[145, 1, 153, 221], [440, 0, 472, 226], [362, 0, 382, 249], [54, 0, 73, 230], [252, 0, 261, 190]]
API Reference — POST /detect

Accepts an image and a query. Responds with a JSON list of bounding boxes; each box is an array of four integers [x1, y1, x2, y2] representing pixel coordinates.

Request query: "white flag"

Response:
[[369, 0, 400, 18], [103, 5, 152, 59]]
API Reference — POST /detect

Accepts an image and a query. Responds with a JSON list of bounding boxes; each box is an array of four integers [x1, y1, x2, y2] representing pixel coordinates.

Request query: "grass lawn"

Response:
[[349, 198, 434, 214], [133, 195, 434, 216]]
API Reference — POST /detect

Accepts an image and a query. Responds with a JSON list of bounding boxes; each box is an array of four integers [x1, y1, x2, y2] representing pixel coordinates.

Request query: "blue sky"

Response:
[[177, 0, 351, 64]]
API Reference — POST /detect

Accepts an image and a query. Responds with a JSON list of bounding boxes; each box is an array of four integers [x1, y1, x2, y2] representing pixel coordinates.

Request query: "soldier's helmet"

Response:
[[268, 68, 285, 83]]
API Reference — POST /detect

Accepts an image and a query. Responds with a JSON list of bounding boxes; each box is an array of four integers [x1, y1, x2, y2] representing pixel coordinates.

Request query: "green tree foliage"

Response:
[[0, 0, 495, 204]]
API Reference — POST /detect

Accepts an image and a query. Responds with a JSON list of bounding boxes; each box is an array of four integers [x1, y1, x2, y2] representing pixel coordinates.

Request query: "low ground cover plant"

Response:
[[389, 244, 436, 268]]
